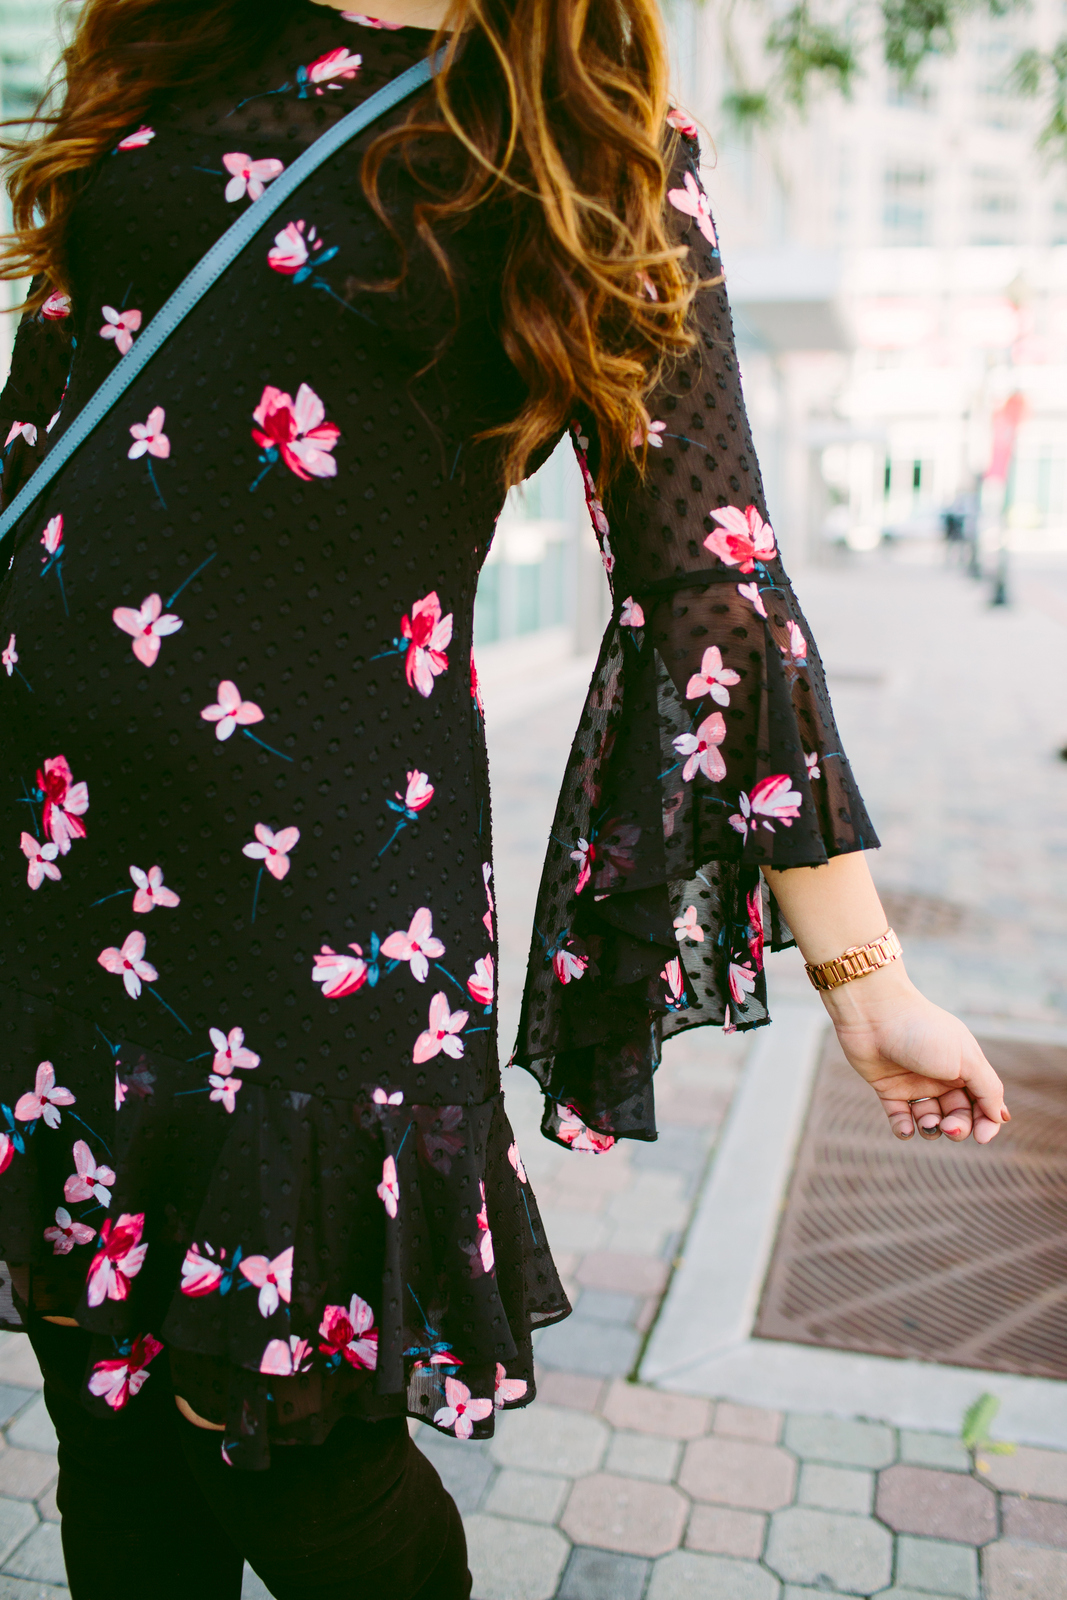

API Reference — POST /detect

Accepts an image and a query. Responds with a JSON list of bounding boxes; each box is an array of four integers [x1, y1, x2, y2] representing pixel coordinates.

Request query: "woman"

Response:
[[0, 0, 1007, 1591]]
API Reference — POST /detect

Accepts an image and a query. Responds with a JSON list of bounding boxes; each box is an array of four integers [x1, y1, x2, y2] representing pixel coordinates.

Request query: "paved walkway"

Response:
[[0, 550, 1065, 1597]]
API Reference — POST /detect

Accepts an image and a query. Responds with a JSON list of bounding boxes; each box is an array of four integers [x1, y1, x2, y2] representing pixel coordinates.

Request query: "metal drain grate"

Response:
[[753, 1035, 1067, 1379]]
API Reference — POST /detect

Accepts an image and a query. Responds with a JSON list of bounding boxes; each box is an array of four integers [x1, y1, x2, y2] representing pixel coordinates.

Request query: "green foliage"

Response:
[[961, 1393, 1016, 1459], [1010, 39, 1067, 160], [722, 88, 775, 126], [882, 0, 958, 81], [766, 4, 858, 106]]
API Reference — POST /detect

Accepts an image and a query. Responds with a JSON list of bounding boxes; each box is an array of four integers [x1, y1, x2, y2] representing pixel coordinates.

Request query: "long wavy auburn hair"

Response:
[[0, 0, 707, 489]]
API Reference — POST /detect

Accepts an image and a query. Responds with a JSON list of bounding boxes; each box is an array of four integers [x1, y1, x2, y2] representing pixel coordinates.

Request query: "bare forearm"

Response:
[[761, 851, 889, 966]]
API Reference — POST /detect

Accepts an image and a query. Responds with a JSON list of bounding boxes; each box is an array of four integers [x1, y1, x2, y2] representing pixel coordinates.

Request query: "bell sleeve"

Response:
[[0, 282, 75, 510], [511, 123, 878, 1151]]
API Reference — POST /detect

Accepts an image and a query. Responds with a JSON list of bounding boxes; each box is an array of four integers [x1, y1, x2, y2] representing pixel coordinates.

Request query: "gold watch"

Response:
[[804, 928, 903, 992]]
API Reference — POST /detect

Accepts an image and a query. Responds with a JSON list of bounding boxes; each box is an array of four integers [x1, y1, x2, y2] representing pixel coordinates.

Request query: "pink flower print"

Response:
[[210, 1026, 260, 1075], [400, 591, 453, 697], [89, 1333, 163, 1411], [666, 106, 700, 141], [381, 907, 445, 983], [377, 1155, 399, 1218], [805, 751, 821, 781], [200, 680, 264, 741], [686, 646, 740, 707], [20, 832, 61, 890], [673, 905, 704, 944], [2, 634, 17, 676], [662, 957, 685, 1006], [342, 12, 403, 25], [631, 418, 666, 448], [222, 151, 284, 203], [372, 1086, 404, 1106], [87, 1212, 149, 1307], [242, 822, 300, 880], [37, 754, 88, 853], [44, 1206, 95, 1256], [98, 930, 157, 998], [312, 943, 369, 998], [115, 1073, 126, 1110], [552, 944, 588, 984], [318, 1294, 379, 1370], [251, 383, 340, 482], [306, 46, 362, 91], [570, 837, 593, 895], [557, 1105, 615, 1153], [4, 421, 37, 447], [729, 774, 803, 841], [239, 1247, 293, 1318], [116, 125, 154, 150], [403, 770, 434, 811], [128, 406, 170, 460], [112, 593, 183, 667], [434, 1376, 493, 1440], [673, 712, 727, 783], [746, 884, 765, 970], [737, 581, 768, 618], [268, 219, 311, 274], [507, 1141, 527, 1184], [40, 289, 71, 318], [208, 1073, 241, 1113], [468, 1181, 494, 1277], [15, 1061, 75, 1128], [130, 863, 180, 913], [638, 271, 659, 301], [64, 1141, 116, 1207], [494, 1362, 528, 1407], [703, 504, 776, 573], [181, 1242, 225, 1296], [782, 620, 807, 665], [39, 515, 62, 563], [260, 1335, 313, 1376], [471, 649, 485, 718], [619, 596, 645, 628], [667, 169, 717, 247], [729, 961, 757, 1004], [466, 955, 494, 1007], [482, 863, 494, 939], [0, 1136, 13, 1177], [413, 993, 468, 1063], [99, 305, 142, 356]]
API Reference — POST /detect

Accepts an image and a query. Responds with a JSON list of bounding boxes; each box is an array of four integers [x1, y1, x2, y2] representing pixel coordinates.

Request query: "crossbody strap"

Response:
[[0, 46, 446, 547]]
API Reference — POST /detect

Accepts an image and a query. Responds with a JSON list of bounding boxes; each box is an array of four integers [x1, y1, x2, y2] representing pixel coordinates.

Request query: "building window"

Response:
[[883, 166, 932, 245]]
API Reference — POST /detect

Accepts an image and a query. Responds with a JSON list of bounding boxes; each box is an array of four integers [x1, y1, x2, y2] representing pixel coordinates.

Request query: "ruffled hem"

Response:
[[0, 982, 568, 1468]]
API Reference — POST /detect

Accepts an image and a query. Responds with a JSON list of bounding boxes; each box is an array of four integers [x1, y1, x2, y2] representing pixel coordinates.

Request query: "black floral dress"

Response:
[[0, 8, 873, 1468]]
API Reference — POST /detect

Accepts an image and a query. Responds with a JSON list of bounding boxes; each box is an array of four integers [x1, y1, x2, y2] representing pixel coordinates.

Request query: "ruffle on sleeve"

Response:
[[512, 559, 877, 1151], [0, 985, 566, 1470]]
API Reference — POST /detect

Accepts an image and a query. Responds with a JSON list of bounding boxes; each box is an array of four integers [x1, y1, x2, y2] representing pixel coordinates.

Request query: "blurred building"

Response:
[[670, 0, 1067, 566]]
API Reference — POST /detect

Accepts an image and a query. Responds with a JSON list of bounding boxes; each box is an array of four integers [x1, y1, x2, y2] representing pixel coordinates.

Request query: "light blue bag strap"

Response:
[[0, 46, 446, 546]]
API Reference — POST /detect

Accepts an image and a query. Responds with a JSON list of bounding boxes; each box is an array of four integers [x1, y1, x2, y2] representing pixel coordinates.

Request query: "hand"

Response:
[[820, 962, 1010, 1144]]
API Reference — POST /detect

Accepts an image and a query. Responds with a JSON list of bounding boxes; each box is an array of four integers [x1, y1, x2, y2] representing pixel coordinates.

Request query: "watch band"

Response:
[[805, 928, 903, 992]]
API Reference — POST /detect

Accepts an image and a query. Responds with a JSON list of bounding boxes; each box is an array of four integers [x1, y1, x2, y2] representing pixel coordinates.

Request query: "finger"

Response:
[[974, 1111, 1004, 1145], [881, 1097, 915, 1140], [958, 1040, 1009, 1130], [937, 1088, 973, 1142], [911, 1096, 943, 1139]]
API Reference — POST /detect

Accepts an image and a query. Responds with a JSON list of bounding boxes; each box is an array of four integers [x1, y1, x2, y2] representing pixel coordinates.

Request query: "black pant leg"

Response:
[[23, 1318, 245, 1600], [177, 1413, 472, 1600]]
